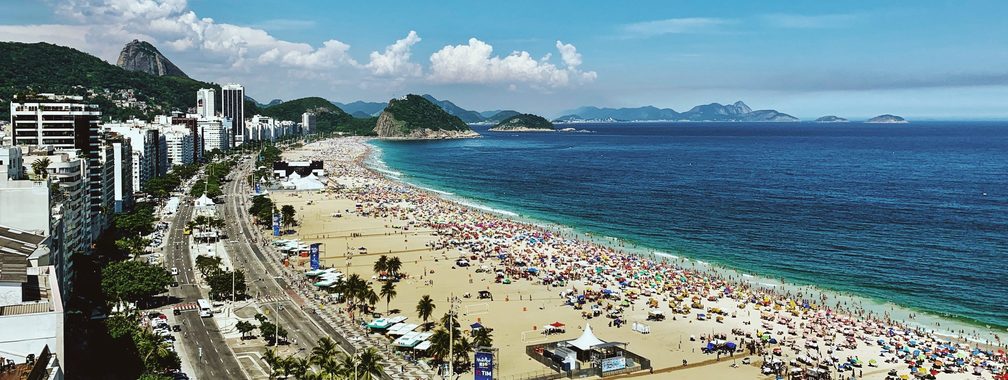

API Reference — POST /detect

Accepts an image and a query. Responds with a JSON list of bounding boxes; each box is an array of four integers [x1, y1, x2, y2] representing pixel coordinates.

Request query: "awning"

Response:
[[414, 341, 431, 351]]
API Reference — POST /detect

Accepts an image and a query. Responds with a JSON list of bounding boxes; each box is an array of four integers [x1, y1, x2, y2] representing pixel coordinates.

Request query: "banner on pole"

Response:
[[310, 243, 321, 270], [272, 212, 281, 236]]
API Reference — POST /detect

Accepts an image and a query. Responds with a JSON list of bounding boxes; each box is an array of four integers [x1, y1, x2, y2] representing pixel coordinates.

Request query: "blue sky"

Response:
[[2, 0, 1007, 119]]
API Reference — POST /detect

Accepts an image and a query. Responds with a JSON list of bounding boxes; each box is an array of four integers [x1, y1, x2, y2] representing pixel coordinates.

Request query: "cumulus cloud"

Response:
[[40, 0, 358, 71], [428, 38, 596, 88], [366, 31, 422, 77]]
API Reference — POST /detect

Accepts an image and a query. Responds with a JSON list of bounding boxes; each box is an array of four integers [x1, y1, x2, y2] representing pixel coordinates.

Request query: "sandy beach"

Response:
[[263, 137, 1005, 380]]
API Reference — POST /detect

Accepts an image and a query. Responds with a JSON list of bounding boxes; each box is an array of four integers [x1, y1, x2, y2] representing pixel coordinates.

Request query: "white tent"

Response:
[[568, 324, 605, 351], [195, 194, 215, 208]]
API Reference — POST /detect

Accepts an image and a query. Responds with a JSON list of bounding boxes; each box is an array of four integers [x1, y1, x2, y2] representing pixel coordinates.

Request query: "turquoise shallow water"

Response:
[[371, 122, 1008, 331]]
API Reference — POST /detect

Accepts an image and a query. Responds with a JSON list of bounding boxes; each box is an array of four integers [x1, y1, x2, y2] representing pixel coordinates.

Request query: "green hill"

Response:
[[0, 41, 218, 121], [490, 113, 555, 131], [259, 97, 375, 136], [374, 95, 476, 138]]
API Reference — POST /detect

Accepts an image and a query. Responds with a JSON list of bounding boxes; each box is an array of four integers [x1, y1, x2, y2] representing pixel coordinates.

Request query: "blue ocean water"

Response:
[[371, 122, 1008, 330]]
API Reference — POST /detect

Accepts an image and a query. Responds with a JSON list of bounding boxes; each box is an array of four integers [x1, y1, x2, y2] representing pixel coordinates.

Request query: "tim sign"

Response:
[[473, 351, 493, 380]]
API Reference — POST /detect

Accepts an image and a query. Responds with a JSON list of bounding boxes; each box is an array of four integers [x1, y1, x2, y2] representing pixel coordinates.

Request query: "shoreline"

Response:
[[365, 138, 1004, 342], [269, 137, 1005, 379]]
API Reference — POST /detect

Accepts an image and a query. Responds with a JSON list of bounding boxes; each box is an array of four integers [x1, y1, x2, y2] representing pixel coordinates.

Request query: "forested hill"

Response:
[[0, 41, 218, 121], [259, 97, 377, 136]]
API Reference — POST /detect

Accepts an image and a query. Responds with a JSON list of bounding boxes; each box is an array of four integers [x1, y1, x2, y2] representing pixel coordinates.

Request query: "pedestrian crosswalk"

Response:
[[173, 302, 198, 311]]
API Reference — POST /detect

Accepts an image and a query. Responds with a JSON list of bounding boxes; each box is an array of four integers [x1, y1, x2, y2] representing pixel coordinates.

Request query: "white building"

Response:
[[10, 94, 103, 238], [163, 126, 194, 168], [0, 145, 25, 180], [104, 121, 163, 193], [221, 84, 245, 146], [0, 225, 65, 378], [102, 134, 133, 213], [196, 88, 215, 119], [301, 112, 316, 134], [197, 117, 231, 154]]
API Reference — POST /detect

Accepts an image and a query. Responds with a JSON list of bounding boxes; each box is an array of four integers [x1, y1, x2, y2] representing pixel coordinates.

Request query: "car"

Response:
[[171, 281, 179, 287], [171, 267, 179, 276], [173, 309, 181, 316], [172, 325, 181, 332]]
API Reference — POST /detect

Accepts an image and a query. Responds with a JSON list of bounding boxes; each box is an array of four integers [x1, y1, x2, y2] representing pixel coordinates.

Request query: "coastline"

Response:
[[269, 137, 1004, 379], [365, 138, 1004, 342]]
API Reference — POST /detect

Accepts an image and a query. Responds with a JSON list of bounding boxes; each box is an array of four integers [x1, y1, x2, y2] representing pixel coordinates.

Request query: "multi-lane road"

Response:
[[165, 185, 247, 379]]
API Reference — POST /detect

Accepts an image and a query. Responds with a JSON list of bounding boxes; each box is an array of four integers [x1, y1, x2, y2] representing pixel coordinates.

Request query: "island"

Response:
[[373, 94, 481, 139], [489, 113, 555, 132], [866, 114, 908, 124], [815, 115, 848, 123]]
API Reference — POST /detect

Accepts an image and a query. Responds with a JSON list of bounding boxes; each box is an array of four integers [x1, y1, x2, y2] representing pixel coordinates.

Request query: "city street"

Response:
[[165, 192, 247, 379]]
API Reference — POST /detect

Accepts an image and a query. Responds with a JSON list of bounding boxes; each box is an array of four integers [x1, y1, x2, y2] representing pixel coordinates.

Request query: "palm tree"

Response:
[[31, 157, 50, 179], [287, 356, 310, 379], [454, 335, 473, 366], [416, 295, 435, 330], [311, 337, 339, 362], [473, 327, 494, 348], [262, 348, 281, 378], [356, 347, 384, 380], [386, 256, 402, 279], [373, 255, 388, 277], [379, 281, 397, 314], [440, 311, 460, 331], [429, 328, 451, 363], [365, 288, 379, 314]]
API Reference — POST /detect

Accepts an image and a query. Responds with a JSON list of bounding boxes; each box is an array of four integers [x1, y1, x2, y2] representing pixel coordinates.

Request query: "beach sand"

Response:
[[261, 138, 999, 380]]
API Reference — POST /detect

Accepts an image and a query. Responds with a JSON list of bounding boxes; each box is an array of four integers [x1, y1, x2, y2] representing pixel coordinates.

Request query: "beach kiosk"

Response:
[[527, 324, 651, 377]]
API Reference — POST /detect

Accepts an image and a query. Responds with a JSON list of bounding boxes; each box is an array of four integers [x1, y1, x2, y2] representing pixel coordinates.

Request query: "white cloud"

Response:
[[428, 38, 596, 88], [622, 17, 730, 37], [759, 13, 860, 29], [366, 31, 422, 77]]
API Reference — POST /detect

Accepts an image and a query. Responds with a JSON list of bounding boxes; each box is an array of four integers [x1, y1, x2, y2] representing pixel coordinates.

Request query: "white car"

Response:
[[171, 267, 179, 276]]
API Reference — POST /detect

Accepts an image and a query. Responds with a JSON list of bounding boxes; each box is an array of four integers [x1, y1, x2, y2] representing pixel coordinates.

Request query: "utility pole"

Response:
[[448, 294, 459, 379]]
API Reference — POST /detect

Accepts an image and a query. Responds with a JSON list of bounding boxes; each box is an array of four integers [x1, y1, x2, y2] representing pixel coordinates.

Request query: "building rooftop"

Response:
[[0, 226, 44, 284]]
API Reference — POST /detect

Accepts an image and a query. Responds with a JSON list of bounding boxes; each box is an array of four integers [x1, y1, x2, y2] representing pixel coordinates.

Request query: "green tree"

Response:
[[236, 320, 256, 340], [379, 280, 397, 314], [262, 348, 281, 378], [115, 236, 151, 258], [356, 347, 384, 380], [373, 255, 388, 277], [31, 157, 50, 179], [194, 255, 222, 278], [207, 269, 246, 301], [134, 329, 181, 376], [281, 204, 297, 229], [386, 256, 402, 279], [429, 328, 451, 363], [416, 295, 435, 330], [473, 326, 494, 348], [101, 260, 173, 310]]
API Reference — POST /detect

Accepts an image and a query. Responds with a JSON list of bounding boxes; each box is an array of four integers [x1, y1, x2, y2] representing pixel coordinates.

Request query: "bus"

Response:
[[197, 299, 213, 318]]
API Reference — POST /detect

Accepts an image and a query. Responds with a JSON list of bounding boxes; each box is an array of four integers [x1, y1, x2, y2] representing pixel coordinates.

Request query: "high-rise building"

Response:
[[104, 120, 161, 194], [10, 94, 103, 238], [0, 145, 25, 180], [302, 112, 316, 134], [198, 118, 231, 154], [102, 133, 133, 213], [196, 88, 215, 119], [221, 84, 245, 146], [163, 126, 194, 168]]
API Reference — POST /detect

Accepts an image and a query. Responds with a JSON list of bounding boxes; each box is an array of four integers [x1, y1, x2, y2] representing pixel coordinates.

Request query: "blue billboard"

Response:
[[309, 243, 320, 270], [272, 212, 281, 236], [474, 351, 493, 380]]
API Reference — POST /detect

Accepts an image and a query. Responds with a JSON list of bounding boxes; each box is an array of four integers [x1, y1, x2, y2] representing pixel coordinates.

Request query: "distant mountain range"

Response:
[[331, 100, 387, 117], [555, 101, 799, 122]]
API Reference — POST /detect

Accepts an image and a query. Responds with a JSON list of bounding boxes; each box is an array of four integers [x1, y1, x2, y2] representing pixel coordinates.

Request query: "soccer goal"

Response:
[[521, 330, 547, 344], [465, 303, 490, 316]]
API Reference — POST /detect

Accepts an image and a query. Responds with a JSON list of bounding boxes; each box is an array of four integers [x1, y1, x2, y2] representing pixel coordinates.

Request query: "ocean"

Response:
[[370, 122, 1008, 332]]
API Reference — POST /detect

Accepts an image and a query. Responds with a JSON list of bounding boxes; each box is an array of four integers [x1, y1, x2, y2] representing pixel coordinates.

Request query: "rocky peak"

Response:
[[116, 39, 188, 78]]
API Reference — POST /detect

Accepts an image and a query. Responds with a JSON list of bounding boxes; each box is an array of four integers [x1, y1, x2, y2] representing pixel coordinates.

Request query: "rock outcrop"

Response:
[[374, 111, 479, 139], [116, 39, 188, 78], [866, 114, 908, 123]]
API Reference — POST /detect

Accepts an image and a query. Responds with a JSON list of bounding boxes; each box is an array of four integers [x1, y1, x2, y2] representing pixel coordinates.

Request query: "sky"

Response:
[[1, 0, 1007, 119]]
